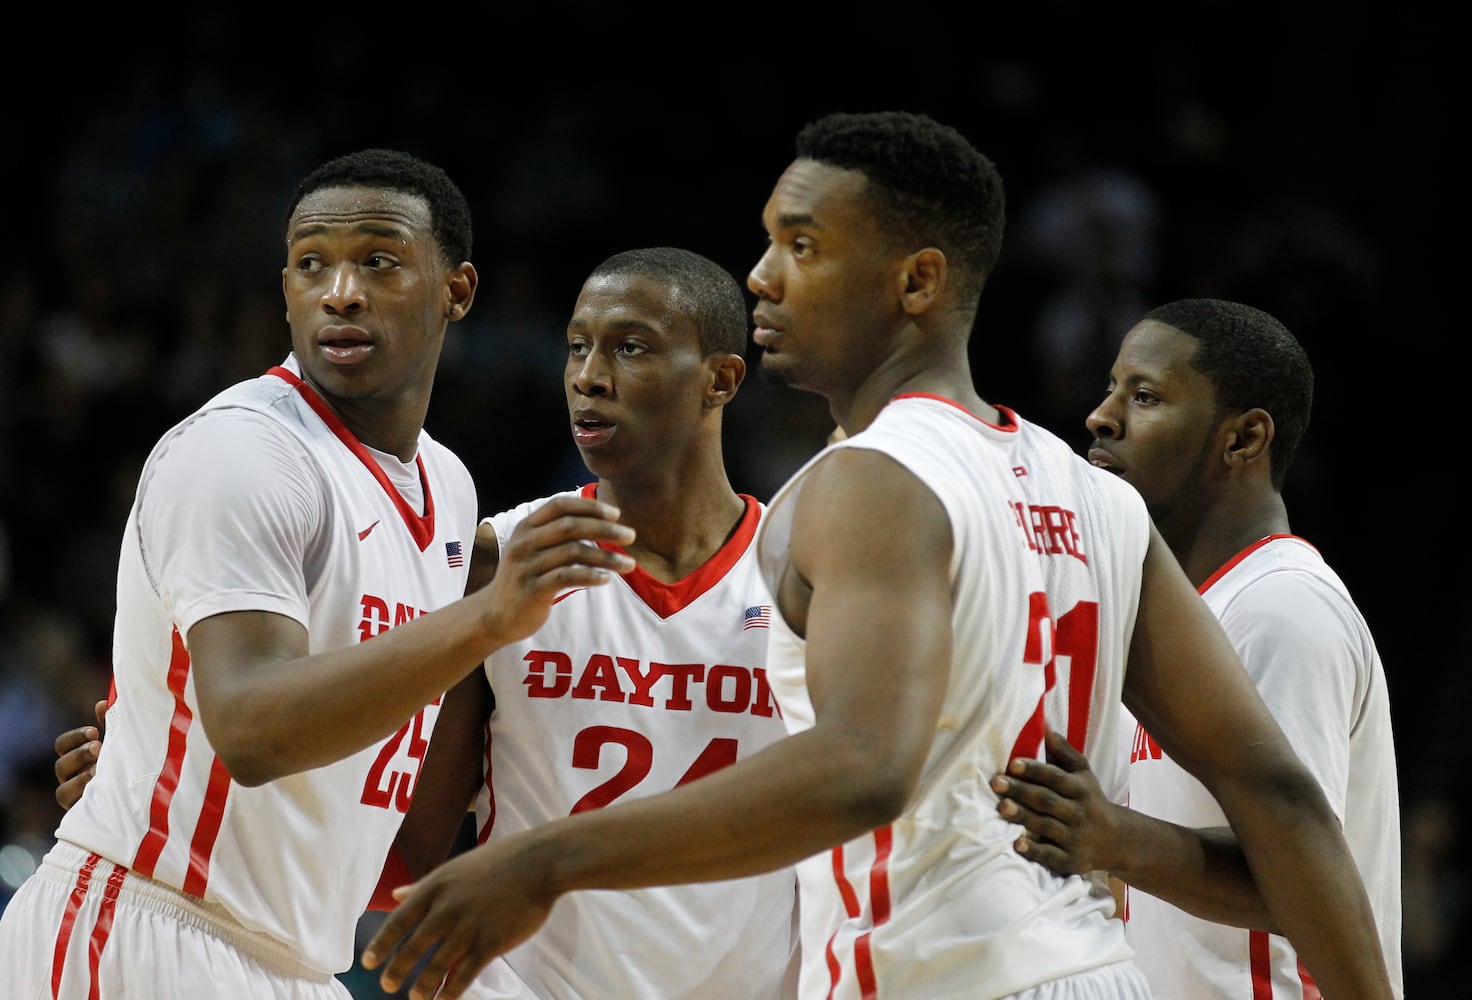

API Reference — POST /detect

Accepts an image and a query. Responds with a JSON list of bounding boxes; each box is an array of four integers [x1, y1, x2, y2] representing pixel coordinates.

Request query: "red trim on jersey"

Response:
[[368, 844, 414, 912], [268, 365, 438, 552], [889, 394, 1020, 432], [578, 484, 761, 619], [851, 825, 893, 998], [133, 628, 195, 876], [1250, 929, 1273, 1000], [1198, 534, 1314, 595], [182, 755, 232, 897], [1298, 957, 1322, 999], [478, 715, 496, 844], [52, 852, 103, 997], [85, 862, 128, 999], [820, 828, 892, 999]]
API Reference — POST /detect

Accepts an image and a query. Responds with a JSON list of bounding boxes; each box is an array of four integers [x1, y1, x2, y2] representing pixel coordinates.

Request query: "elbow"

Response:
[[200, 709, 293, 787], [824, 742, 917, 832]]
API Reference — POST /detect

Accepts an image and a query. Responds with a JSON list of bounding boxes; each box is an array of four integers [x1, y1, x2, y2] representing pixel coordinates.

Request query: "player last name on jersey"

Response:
[[1010, 501, 1088, 565], [519, 651, 782, 717]]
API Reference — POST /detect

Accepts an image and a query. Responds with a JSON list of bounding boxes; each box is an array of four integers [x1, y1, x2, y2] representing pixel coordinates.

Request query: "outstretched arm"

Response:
[[993, 726, 1273, 930], [192, 496, 634, 786]]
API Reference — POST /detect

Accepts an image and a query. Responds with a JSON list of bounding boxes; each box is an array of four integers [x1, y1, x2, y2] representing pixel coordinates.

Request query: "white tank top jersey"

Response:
[[49, 354, 478, 976], [1122, 534, 1404, 999], [471, 484, 800, 1000], [757, 394, 1152, 1000]]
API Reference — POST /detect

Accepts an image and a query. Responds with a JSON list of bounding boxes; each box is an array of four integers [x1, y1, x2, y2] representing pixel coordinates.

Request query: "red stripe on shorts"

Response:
[[86, 862, 128, 1000], [51, 852, 102, 999]]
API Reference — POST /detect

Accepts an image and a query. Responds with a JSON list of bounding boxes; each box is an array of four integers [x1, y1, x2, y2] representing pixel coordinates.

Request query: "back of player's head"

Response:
[[287, 149, 473, 266], [793, 110, 1005, 304], [589, 247, 749, 358], [1145, 298, 1313, 490]]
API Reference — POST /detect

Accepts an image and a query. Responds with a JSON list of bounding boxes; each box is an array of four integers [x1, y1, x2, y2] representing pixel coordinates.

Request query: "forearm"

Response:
[[200, 600, 497, 784], [528, 725, 902, 896], [1219, 775, 1391, 999], [1108, 817, 1276, 931]]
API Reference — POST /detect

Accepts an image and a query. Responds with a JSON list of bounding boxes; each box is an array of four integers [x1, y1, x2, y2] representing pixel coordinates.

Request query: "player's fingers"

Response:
[[361, 891, 427, 971], [997, 790, 1076, 844], [1043, 728, 1088, 771], [55, 742, 98, 788], [521, 494, 624, 529], [405, 936, 467, 1000], [993, 769, 1079, 818], [501, 542, 636, 592], [435, 956, 478, 1000], [56, 770, 95, 811], [94, 699, 109, 734], [1013, 836, 1081, 876], [544, 537, 636, 573], [1005, 756, 1082, 797], [379, 921, 449, 998], [55, 727, 99, 757]]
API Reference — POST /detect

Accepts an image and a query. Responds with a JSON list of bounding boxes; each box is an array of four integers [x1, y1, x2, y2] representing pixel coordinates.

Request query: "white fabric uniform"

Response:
[[757, 395, 1153, 1000], [0, 354, 478, 995], [1122, 535, 1403, 999], [468, 484, 800, 1000]]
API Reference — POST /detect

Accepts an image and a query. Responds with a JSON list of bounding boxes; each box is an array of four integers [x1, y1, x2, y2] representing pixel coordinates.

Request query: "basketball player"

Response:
[[53, 247, 801, 999], [388, 246, 800, 999], [990, 299, 1403, 997], [357, 113, 1394, 1000], [0, 148, 635, 999]]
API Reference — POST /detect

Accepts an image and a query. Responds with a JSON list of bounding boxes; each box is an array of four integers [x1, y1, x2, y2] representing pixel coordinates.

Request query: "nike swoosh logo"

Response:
[[358, 520, 381, 541]]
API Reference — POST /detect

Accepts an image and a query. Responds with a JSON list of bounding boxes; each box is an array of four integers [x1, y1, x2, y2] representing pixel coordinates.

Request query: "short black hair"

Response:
[[286, 148, 473, 266], [588, 247, 748, 358], [794, 111, 1005, 308], [1145, 298, 1313, 490]]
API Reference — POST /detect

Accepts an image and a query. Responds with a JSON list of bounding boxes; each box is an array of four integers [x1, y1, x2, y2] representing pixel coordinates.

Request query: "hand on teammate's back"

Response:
[[54, 698, 107, 811]]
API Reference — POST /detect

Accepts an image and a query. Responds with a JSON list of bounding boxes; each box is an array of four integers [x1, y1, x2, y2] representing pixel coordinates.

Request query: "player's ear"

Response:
[[446, 262, 478, 321], [705, 353, 747, 409], [1223, 407, 1274, 470], [899, 247, 946, 316]]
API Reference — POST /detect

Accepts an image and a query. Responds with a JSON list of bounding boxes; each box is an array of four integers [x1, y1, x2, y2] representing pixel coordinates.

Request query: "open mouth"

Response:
[[1087, 448, 1124, 475]]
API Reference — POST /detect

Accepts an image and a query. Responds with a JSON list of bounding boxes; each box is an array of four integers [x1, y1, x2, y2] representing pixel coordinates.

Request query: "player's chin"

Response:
[[754, 351, 801, 388]]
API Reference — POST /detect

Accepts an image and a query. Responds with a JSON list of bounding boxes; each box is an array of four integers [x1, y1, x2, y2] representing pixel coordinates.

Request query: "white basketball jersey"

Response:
[[52, 354, 478, 975], [471, 485, 799, 1000], [1123, 535, 1403, 999], [757, 394, 1152, 1000]]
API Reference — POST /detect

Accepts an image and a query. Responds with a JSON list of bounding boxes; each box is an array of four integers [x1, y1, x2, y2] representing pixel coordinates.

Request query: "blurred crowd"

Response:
[[0, 25, 1460, 995]]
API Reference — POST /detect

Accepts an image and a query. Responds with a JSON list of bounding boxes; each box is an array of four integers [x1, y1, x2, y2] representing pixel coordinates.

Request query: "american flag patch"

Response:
[[446, 540, 465, 568], [743, 605, 772, 630]]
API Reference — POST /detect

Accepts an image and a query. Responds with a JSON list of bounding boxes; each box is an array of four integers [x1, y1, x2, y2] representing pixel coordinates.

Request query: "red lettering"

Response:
[[659, 663, 704, 710], [570, 654, 626, 702], [524, 650, 573, 698], [1130, 722, 1163, 763], [358, 595, 391, 641], [706, 665, 751, 713], [750, 668, 781, 719], [518, 653, 776, 718], [1010, 503, 1088, 565]]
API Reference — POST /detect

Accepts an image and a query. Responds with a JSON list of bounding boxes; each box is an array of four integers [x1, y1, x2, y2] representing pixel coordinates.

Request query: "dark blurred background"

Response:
[[0, 9, 1458, 995]]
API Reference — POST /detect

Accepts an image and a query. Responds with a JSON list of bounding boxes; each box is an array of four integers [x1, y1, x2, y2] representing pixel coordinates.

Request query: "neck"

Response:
[[833, 341, 989, 434], [306, 384, 429, 463], [1164, 491, 1291, 589], [596, 464, 746, 584]]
